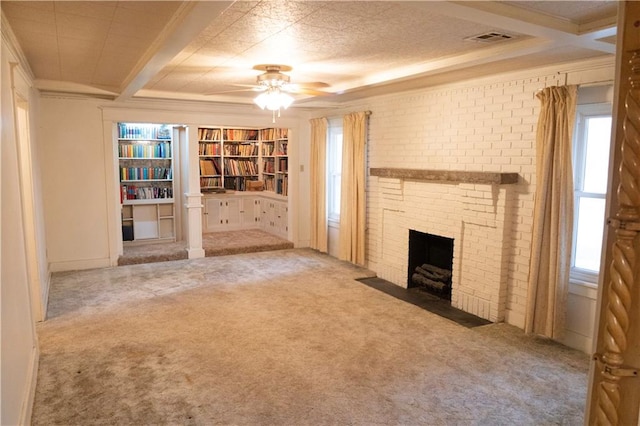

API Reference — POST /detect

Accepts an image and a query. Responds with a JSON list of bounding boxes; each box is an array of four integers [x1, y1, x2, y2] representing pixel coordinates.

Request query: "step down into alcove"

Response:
[[355, 276, 492, 328]]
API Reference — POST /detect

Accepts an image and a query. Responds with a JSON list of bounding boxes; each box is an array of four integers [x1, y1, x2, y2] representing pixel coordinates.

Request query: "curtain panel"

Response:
[[309, 117, 328, 252], [525, 85, 578, 339], [339, 111, 368, 265]]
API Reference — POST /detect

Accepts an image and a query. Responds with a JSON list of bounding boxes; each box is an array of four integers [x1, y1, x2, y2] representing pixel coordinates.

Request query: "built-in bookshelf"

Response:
[[198, 126, 288, 196], [118, 123, 174, 202], [118, 122, 175, 243], [198, 127, 222, 192]]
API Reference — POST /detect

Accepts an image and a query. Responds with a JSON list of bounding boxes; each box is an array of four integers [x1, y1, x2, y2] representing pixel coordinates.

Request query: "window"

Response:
[[571, 104, 612, 284], [327, 119, 343, 221]]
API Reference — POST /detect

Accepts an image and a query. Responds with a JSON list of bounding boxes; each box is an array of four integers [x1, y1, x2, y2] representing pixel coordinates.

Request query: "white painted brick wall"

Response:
[[365, 71, 566, 325]]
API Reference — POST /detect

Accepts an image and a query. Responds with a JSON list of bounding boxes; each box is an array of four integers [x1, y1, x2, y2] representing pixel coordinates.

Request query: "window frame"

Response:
[[570, 102, 612, 286], [326, 118, 343, 223]]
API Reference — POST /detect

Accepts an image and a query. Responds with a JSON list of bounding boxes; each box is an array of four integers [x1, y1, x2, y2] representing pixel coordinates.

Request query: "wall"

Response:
[[38, 97, 112, 271], [313, 58, 614, 339], [1, 32, 39, 426]]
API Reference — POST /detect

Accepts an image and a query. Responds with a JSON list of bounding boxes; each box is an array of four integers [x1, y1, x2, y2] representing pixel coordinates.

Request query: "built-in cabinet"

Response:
[[202, 193, 287, 239], [261, 198, 288, 238], [118, 122, 176, 243]]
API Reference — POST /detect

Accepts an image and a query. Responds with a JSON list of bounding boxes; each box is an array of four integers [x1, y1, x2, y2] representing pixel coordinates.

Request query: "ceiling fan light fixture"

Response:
[[253, 89, 294, 111]]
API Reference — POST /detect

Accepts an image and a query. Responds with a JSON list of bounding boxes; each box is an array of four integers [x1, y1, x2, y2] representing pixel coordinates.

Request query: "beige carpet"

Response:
[[118, 229, 293, 265], [34, 249, 589, 425]]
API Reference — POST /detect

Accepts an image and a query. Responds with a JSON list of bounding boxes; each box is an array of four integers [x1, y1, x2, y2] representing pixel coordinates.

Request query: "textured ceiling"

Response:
[[0, 1, 618, 106]]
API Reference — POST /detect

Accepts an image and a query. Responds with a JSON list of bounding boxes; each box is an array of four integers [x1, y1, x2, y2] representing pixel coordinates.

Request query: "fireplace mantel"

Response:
[[369, 168, 519, 185]]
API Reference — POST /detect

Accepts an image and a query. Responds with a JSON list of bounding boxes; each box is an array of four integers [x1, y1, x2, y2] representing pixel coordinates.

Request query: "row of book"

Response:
[[261, 128, 288, 140], [119, 142, 171, 159], [200, 177, 221, 188], [119, 123, 171, 140], [198, 142, 221, 156], [224, 159, 258, 176], [263, 159, 275, 173], [277, 177, 288, 196], [199, 128, 288, 141], [198, 128, 222, 141], [262, 142, 275, 156], [279, 158, 288, 173], [278, 141, 288, 156], [224, 129, 259, 141], [121, 185, 173, 201], [224, 143, 259, 156], [199, 159, 221, 176], [263, 176, 275, 191], [224, 177, 258, 191], [120, 167, 172, 181]]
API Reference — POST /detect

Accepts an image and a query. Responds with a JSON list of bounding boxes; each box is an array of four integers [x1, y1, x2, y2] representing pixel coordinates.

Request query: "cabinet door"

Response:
[[133, 205, 159, 239], [240, 198, 261, 228], [204, 198, 225, 231], [224, 198, 242, 227], [275, 201, 288, 237]]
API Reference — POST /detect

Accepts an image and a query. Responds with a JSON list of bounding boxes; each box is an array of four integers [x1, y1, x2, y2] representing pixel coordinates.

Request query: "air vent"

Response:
[[465, 32, 515, 43]]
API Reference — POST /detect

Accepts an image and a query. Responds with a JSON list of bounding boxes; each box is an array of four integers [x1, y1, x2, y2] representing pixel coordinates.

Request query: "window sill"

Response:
[[569, 278, 598, 299]]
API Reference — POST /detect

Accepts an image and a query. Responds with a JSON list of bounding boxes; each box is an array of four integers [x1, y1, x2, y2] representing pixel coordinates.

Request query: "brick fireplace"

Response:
[[368, 168, 518, 322]]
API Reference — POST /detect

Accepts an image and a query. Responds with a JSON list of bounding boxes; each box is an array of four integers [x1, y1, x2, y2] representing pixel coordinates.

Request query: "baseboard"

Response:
[[19, 344, 39, 426], [187, 248, 205, 259], [560, 330, 592, 354], [40, 269, 51, 320], [49, 257, 111, 272]]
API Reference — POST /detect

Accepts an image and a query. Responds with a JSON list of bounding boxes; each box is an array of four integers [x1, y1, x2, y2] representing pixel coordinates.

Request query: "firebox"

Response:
[[407, 230, 454, 301]]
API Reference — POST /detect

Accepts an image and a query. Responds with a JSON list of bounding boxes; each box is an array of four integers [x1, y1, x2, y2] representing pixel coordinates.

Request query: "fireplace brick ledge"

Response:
[[370, 168, 519, 185]]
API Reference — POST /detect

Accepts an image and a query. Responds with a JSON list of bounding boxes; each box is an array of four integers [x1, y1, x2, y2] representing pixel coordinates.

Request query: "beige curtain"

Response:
[[339, 111, 368, 265], [310, 117, 328, 252], [525, 85, 577, 339]]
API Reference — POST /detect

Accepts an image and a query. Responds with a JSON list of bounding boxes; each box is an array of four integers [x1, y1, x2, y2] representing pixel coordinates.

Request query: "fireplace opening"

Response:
[[407, 230, 454, 301]]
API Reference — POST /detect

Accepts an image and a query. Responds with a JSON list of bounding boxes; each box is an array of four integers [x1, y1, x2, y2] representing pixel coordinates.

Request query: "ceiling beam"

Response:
[[421, 1, 616, 54], [331, 37, 553, 94], [117, 1, 233, 101]]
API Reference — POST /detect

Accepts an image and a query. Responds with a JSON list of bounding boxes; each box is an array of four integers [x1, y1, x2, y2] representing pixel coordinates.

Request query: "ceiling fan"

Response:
[[207, 64, 329, 122], [250, 64, 329, 96]]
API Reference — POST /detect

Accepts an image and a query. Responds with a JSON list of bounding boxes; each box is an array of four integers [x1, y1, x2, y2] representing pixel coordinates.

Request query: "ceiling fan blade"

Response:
[[204, 88, 258, 96], [292, 88, 331, 96], [230, 83, 262, 89], [296, 82, 330, 89]]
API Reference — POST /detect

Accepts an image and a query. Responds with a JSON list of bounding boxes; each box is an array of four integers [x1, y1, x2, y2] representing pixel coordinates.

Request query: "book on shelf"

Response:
[[199, 159, 221, 176], [198, 142, 221, 156], [121, 184, 173, 201], [200, 177, 221, 188], [118, 123, 171, 140], [121, 167, 172, 181], [224, 129, 259, 141], [223, 143, 259, 156], [223, 158, 258, 176], [262, 142, 275, 156], [198, 128, 222, 141], [263, 160, 275, 173], [279, 158, 288, 173], [119, 141, 171, 158], [259, 128, 288, 140]]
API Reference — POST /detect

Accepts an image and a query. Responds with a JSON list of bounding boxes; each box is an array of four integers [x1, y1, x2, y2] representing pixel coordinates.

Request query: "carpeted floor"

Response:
[[34, 249, 590, 425], [118, 229, 293, 265]]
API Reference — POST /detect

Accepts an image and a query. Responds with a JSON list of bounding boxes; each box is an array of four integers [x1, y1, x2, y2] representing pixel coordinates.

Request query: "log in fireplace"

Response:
[[407, 230, 454, 301]]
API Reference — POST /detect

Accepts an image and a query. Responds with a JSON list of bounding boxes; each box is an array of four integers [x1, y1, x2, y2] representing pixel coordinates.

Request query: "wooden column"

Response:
[[587, 2, 640, 424]]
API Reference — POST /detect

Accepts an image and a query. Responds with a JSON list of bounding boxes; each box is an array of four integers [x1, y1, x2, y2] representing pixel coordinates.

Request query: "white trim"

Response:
[[50, 257, 112, 272], [19, 345, 39, 426], [569, 281, 598, 299], [187, 248, 205, 259]]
